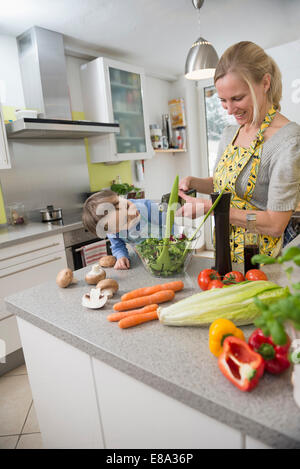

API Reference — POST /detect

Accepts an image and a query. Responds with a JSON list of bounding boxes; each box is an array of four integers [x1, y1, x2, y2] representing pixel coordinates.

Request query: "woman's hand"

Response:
[[114, 257, 130, 270], [179, 176, 193, 192], [177, 191, 212, 218], [179, 176, 214, 195]]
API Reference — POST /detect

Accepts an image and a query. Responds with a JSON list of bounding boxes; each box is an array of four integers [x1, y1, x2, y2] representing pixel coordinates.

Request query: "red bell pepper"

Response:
[[218, 336, 264, 392], [248, 329, 291, 375]]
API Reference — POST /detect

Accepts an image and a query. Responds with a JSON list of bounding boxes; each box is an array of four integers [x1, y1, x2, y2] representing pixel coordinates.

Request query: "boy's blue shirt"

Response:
[[108, 199, 165, 260]]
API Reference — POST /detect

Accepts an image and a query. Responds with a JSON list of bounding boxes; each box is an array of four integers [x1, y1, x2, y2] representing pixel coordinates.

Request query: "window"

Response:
[[204, 86, 227, 176], [197, 84, 228, 250]]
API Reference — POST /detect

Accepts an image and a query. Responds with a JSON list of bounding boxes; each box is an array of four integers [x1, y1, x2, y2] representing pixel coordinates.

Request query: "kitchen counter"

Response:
[[4, 238, 300, 449], [0, 210, 84, 249]]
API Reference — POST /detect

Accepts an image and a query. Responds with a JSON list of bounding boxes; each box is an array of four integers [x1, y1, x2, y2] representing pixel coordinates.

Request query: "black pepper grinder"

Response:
[[211, 192, 232, 277]]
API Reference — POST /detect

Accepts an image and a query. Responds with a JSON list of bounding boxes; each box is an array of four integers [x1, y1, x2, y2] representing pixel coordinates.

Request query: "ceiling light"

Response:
[[185, 0, 219, 80]]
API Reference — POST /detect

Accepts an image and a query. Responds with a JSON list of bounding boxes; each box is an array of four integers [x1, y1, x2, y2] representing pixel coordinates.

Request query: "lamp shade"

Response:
[[185, 37, 219, 80]]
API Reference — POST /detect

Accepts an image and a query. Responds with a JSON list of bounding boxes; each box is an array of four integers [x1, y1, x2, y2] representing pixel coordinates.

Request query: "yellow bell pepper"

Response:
[[209, 318, 245, 357]]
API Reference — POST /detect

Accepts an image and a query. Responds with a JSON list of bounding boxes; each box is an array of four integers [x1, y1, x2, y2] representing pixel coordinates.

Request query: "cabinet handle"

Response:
[[0, 243, 61, 263], [4, 141, 9, 165], [1, 110, 10, 166], [75, 239, 110, 253], [0, 257, 63, 279]]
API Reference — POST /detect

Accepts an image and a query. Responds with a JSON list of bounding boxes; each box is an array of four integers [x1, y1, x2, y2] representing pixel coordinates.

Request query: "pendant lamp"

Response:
[[185, 0, 219, 80]]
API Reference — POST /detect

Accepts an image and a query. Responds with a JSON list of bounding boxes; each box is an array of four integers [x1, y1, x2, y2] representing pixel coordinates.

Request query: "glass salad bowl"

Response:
[[134, 231, 201, 278]]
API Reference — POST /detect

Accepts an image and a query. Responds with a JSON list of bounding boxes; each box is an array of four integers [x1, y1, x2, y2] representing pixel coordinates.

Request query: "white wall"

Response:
[[139, 76, 185, 200], [267, 39, 300, 124], [66, 55, 86, 113], [132, 75, 197, 200], [0, 42, 85, 113], [0, 35, 24, 108]]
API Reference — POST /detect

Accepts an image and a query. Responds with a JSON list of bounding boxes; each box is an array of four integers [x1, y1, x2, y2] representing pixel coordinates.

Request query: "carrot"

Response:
[[121, 280, 184, 302], [119, 310, 159, 329], [107, 304, 158, 322], [113, 290, 175, 312]]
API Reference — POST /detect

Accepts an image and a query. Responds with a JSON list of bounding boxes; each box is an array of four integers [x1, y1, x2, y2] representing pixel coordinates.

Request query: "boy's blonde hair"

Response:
[[82, 190, 118, 236], [214, 41, 282, 125]]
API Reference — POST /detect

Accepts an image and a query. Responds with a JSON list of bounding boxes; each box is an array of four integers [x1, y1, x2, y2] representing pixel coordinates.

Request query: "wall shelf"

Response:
[[154, 149, 187, 154]]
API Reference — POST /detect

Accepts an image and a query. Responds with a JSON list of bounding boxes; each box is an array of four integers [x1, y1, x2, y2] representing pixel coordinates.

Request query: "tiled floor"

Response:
[[0, 364, 43, 449]]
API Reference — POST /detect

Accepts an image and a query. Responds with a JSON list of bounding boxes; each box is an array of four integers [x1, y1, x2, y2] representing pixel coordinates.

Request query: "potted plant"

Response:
[[110, 182, 145, 199], [251, 246, 300, 408]]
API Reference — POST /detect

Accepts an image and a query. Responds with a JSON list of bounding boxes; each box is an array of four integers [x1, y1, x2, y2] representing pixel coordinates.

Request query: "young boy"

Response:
[[82, 190, 166, 270]]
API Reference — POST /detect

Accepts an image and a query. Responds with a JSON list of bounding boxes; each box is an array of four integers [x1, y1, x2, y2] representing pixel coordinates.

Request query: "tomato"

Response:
[[197, 269, 221, 291], [245, 269, 268, 281], [207, 280, 224, 290], [223, 271, 245, 285]]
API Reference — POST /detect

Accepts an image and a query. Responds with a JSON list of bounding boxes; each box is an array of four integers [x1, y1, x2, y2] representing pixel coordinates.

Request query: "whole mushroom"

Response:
[[85, 264, 106, 285], [99, 256, 117, 268], [56, 268, 77, 288], [96, 279, 119, 299]]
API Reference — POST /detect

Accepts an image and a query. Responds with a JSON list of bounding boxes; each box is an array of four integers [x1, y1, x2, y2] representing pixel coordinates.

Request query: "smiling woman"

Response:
[[215, 42, 283, 127], [179, 41, 300, 263]]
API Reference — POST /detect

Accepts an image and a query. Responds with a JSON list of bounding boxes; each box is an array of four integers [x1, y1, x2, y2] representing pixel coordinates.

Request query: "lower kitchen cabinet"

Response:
[[16, 318, 104, 449], [0, 234, 67, 373], [92, 358, 242, 449], [0, 315, 21, 360], [17, 317, 243, 449]]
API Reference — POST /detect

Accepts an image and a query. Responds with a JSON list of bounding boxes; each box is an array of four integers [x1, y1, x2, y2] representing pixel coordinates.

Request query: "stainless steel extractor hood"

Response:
[[6, 118, 120, 139], [18, 26, 72, 120], [8, 26, 119, 139]]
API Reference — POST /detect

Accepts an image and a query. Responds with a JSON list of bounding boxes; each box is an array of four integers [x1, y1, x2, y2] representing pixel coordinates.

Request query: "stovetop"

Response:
[[0, 209, 84, 249], [27, 208, 83, 225]]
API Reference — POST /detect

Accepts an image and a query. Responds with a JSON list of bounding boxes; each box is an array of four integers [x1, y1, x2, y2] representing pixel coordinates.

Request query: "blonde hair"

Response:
[[82, 190, 118, 236], [214, 41, 282, 124]]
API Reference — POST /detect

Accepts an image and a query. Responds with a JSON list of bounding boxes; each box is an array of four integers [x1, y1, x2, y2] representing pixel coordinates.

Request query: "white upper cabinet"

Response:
[[80, 57, 153, 163], [0, 105, 11, 169]]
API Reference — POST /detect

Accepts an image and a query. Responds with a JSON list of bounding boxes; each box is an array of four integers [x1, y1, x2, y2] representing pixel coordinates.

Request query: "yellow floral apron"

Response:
[[213, 106, 282, 263]]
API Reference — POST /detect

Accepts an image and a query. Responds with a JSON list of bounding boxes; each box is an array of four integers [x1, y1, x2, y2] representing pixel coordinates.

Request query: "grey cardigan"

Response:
[[214, 122, 300, 212]]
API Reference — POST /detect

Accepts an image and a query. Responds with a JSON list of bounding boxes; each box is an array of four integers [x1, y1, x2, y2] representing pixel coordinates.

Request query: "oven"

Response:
[[63, 228, 112, 271]]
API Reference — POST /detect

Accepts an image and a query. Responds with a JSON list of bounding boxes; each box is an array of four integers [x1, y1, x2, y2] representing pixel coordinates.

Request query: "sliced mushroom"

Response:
[[56, 268, 77, 288], [85, 264, 106, 285], [96, 279, 119, 299], [99, 255, 117, 268], [81, 288, 108, 309]]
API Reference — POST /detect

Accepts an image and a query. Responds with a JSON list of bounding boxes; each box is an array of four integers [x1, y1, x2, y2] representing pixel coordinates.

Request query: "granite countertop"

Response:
[[5, 237, 300, 449], [0, 210, 84, 249]]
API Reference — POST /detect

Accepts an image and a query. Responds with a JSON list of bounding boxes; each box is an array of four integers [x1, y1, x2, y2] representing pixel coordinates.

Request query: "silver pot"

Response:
[[40, 205, 63, 222]]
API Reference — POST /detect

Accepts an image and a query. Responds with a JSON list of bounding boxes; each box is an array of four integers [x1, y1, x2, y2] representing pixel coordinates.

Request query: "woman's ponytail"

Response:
[[269, 58, 282, 111]]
